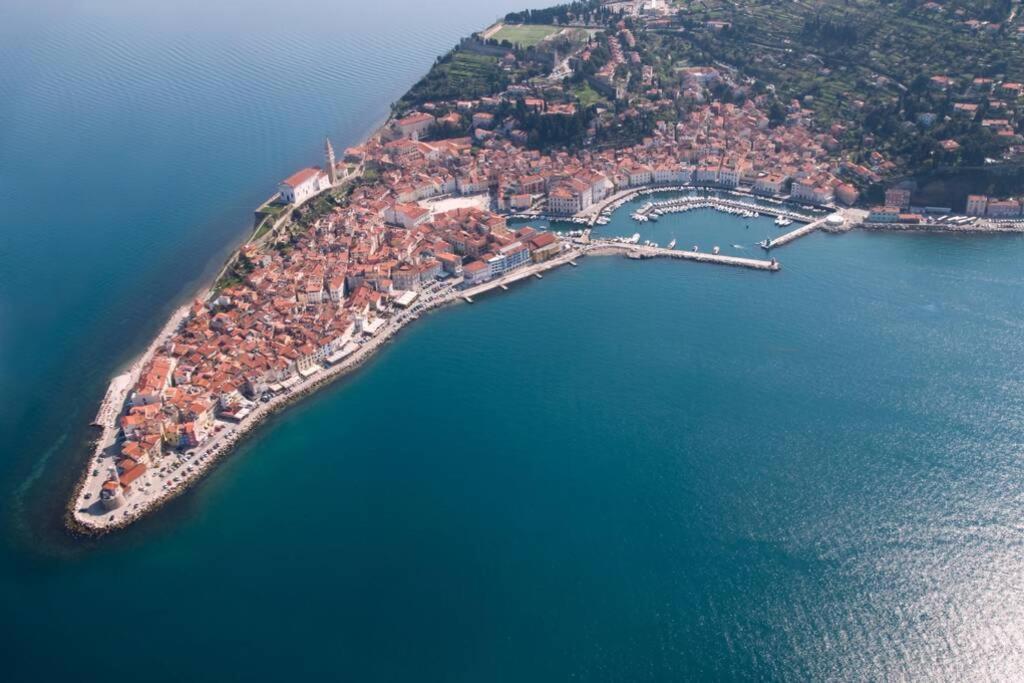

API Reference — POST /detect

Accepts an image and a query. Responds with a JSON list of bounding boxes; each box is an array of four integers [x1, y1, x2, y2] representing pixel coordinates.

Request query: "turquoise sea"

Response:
[[2, 1, 1024, 680]]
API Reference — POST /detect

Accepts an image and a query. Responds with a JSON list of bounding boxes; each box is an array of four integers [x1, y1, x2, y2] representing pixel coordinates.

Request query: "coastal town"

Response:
[[71, 0, 1024, 533]]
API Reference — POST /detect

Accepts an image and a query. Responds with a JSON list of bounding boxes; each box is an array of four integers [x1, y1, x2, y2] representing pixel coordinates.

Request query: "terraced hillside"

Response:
[[398, 52, 510, 109], [661, 0, 1024, 176], [672, 0, 1023, 119]]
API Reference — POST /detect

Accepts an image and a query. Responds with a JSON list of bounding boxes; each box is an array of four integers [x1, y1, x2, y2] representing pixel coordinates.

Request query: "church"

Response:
[[276, 137, 340, 205]]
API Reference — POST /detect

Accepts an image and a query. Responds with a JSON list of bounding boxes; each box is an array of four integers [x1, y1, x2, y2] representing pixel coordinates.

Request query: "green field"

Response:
[[572, 82, 604, 108], [492, 23, 561, 47]]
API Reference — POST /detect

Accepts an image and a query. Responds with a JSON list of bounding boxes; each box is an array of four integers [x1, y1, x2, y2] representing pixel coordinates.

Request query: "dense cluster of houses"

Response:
[[113, 13, 888, 476], [345, 96, 861, 221], [118, 188, 564, 472]]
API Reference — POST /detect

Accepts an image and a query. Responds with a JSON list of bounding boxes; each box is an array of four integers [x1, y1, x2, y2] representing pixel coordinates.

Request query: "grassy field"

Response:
[[573, 82, 604, 108], [492, 24, 561, 47]]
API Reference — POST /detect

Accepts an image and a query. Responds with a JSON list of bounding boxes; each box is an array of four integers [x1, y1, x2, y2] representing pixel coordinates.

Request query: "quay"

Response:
[[763, 213, 844, 250], [589, 241, 779, 271], [459, 249, 582, 300]]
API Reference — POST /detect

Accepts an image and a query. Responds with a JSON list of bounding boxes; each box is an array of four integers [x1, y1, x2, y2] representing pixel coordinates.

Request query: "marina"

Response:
[[630, 195, 816, 224], [583, 185, 824, 228]]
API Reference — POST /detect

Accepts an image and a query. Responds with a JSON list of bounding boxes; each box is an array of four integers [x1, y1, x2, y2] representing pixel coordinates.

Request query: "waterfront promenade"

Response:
[[764, 215, 834, 250]]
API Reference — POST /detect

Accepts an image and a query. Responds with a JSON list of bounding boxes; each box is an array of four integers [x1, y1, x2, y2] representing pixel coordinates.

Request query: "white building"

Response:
[[717, 165, 741, 188], [753, 174, 787, 197], [278, 167, 331, 205], [626, 165, 653, 187], [395, 112, 436, 139], [548, 186, 582, 215], [790, 180, 834, 206], [867, 206, 900, 223], [498, 242, 531, 271]]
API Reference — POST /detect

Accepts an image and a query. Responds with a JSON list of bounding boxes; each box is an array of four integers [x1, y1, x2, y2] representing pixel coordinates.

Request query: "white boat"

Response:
[[667, 238, 677, 249]]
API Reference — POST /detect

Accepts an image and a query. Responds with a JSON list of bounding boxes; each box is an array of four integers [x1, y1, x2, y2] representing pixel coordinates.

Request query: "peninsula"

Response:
[[69, 0, 1024, 534]]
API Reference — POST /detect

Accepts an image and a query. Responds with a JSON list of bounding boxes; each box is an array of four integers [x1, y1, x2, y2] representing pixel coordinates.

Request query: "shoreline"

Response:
[[64, 110, 414, 536], [66, 87, 1022, 538], [71, 167, 1020, 536], [67, 246, 585, 536], [65, 178, 833, 537]]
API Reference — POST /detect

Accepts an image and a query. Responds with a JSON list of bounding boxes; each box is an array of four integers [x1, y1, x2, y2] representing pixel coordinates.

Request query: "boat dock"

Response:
[[630, 195, 817, 225], [592, 242, 779, 271], [762, 214, 835, 250]]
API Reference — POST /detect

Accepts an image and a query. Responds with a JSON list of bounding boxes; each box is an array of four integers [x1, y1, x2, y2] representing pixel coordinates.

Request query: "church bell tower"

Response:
[[324, 136, 338, 185]]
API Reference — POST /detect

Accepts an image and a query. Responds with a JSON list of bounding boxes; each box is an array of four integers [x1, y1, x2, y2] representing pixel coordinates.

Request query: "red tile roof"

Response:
[[282, 167, 321, 187]]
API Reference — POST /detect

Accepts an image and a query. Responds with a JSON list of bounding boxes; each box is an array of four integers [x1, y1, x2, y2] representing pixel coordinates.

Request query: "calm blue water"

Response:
[[3, 2, 1024, 681]]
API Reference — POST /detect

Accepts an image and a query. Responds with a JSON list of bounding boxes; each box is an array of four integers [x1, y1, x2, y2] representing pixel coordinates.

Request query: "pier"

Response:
[[763, 214, 838, 250], [590, 242, 779, 271]]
